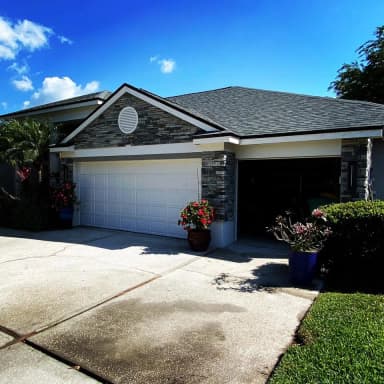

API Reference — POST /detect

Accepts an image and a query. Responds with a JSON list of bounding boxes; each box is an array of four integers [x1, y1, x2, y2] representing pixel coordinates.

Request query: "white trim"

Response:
[[240, 129, 383, 145], [49, 146, 75, 153], [9, 100, 103, 119], [56, 142, 202, 158], [61, 85, 219, 144], [193, 136, 240, 144], [235, 140, 341, 159], [193, 129, 383, 146]]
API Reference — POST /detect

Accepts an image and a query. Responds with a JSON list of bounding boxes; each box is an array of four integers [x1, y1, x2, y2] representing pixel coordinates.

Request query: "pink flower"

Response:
[[312, 209, 324, 218]]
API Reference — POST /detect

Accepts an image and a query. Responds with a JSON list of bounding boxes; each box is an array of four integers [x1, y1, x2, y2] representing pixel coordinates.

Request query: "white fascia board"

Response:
[[193, 136, 240, 144], [239, 129, 383, 145], [13, 100, 103, 119], [61, 85, 219, 144], [58, 142, 202, 158], [49, 146, 75, 153]]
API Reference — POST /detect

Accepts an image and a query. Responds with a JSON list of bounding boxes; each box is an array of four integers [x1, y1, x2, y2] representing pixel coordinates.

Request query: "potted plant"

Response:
[[50, 182, 77, 228], [178, 199, 215, 251], [268, 209, 332, 285]]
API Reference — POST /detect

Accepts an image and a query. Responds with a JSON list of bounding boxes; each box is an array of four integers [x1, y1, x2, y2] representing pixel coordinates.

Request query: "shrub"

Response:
[[178, 200, 215, 231], [320, 200, 384, 291]]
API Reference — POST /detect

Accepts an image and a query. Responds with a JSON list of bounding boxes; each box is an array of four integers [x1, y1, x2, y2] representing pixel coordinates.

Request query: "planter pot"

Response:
[[58, 207, 73, 228], [289, 250, 318, 285], [187, 229, 211, 252]]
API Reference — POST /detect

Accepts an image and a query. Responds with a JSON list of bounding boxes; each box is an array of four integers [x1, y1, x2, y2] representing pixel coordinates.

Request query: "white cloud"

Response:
[[149, 55, 158, 63], [8, 61, 29, 74], [0, 44, 15, 59], [149, 56, 176, 74], [23, 100, 30, 108], [12, 75, 33, 91], [14, 19, 52, 50], [1, 101, 7, 110], [159, 59, 176, 74], [58, 35, 73, 45], [0, 16, 53, 60], [29, 76, 100, 105], [0, 17, 17, 49]]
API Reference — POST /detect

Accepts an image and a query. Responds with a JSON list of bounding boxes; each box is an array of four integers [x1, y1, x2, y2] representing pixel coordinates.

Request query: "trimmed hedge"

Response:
[[320, 200, 384, 291]]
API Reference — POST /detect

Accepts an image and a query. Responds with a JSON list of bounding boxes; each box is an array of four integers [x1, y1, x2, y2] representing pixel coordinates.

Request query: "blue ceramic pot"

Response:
[[289, 251, 318, 285], [59, 207, 73, 228]]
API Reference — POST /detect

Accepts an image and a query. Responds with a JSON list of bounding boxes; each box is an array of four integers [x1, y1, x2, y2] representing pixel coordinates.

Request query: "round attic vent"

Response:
[[118, 106, 138, 134]]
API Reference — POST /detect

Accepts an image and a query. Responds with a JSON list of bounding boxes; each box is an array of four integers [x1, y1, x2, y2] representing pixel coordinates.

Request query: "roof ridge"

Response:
[[228, 86, 384, 108], [167, 86, 234, 99], [170, 85, 384, 108]]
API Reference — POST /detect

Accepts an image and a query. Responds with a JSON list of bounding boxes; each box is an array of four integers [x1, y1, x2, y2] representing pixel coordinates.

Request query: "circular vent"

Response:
[[118, 106, 138, 134]]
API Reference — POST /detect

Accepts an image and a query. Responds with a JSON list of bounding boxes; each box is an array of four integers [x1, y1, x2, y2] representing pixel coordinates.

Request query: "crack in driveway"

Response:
[[0, 246, 70, 265]]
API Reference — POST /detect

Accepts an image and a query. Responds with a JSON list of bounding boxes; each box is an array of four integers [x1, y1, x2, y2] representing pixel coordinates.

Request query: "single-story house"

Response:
[[0, 91, 111, 194], [3, 83, 384, 247]]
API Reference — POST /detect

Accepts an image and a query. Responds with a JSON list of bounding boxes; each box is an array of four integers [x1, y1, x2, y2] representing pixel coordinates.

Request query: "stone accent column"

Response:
[[340, 138, 372, 201], [201, 151, 236, 221], [59, 158, 74, 185]]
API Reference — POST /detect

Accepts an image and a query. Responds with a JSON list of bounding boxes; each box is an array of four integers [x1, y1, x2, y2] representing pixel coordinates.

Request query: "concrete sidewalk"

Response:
[[0, 227, 319, 383]]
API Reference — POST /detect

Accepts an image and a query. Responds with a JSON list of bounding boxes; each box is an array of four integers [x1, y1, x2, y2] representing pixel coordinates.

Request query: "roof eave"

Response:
[[193, 126, 384, 145]]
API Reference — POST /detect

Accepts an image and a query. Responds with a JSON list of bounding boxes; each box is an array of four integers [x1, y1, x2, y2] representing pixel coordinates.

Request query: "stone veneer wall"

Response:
[[201, 151, 236, 221], [75, 93, 203, 148], [340, 138, 372, 201]]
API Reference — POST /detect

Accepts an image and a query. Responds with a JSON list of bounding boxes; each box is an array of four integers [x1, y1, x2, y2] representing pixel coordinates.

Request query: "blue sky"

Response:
[[1, 0, 384, 113]]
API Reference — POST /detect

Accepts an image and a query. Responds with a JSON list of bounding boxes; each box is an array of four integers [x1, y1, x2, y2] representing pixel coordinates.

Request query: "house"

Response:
[[3, 84, 384, 247], [0, 91, 111, 193]]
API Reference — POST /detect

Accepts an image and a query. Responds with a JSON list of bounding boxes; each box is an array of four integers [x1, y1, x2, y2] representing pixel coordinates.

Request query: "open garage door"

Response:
[[75, 158, 201, 238], [237, 158, 340, 235]]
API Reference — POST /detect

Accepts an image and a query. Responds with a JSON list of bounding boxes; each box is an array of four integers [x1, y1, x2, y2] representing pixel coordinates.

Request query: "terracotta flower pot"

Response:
[[187, 229, 211, 252]]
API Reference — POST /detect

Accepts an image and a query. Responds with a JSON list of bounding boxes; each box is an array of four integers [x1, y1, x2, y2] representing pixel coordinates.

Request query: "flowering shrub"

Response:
[[178, 200, 215, 231], [50, 182, 77, 211], [16, 166, 31, 182], [268, 209, 332, 252]]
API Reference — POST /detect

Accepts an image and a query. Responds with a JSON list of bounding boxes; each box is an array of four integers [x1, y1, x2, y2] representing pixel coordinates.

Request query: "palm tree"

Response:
[[0, 118, 53, 199]]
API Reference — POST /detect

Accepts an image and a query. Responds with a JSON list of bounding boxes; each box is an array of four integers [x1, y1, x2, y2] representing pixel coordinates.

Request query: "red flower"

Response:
[[178, 200, 215, 231]]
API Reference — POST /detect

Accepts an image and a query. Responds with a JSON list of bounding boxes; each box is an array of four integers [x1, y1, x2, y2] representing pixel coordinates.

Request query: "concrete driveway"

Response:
[[0, 227, 318, 384]]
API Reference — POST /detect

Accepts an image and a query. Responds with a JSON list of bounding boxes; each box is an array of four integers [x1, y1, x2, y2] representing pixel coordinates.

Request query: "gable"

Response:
[[62, 84, 223, 146], [74, 92, 206, 149]]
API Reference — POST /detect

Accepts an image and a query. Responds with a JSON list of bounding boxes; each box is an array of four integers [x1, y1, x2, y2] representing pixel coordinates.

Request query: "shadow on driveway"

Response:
[[0, 226, 189, 254]]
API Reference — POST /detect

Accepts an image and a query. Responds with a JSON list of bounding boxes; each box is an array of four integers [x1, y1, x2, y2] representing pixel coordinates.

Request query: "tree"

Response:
[[0, 118, 53, 198], [330, 26, 384, 104]]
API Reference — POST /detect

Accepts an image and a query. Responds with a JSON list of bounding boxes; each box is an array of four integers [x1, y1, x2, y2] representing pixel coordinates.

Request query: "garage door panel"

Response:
[[105, 214, 120, 228], [76, 159, 201, 238], [121, 203, 136, 216]]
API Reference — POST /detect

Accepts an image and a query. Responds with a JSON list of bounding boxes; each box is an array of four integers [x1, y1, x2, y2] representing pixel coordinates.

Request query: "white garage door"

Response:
[[75, 158, 201, 238]]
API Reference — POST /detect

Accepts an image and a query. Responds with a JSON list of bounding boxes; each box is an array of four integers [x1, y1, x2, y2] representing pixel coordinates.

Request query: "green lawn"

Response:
[[268, 292, 384, 384]]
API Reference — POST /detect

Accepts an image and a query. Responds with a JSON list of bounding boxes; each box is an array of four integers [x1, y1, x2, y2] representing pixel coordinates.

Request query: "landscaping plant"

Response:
[[268, 209, 332, 252], [320, 200, 384, 291], [50, 182, 77, 211], [178, 200, 215, 231]]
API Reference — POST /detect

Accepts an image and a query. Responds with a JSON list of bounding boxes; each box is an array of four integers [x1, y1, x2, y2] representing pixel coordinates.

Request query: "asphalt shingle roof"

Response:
[[1, 91, 112, 117], [167, 86, 384, 137]]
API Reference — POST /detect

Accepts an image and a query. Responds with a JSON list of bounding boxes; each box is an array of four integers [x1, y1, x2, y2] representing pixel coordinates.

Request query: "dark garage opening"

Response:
[[237, 158, 341, 236]]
